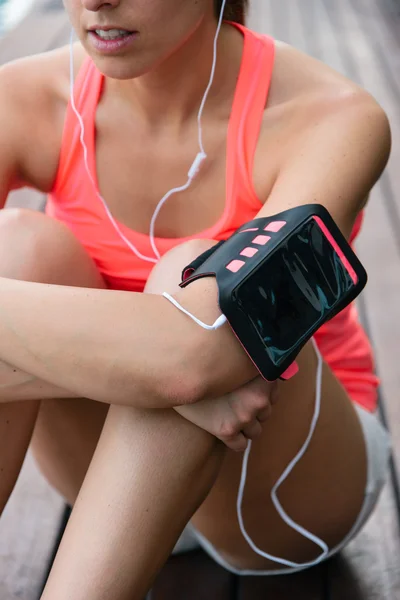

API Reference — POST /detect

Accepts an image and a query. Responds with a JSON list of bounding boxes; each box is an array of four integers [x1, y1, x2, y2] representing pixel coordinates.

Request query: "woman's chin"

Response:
[[89, 54, 152, 81]]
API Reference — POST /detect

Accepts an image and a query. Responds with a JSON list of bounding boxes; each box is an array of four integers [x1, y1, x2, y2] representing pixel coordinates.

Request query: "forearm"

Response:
[[0, 277, 255, 407], [41, 404, 225, 600], [0, 277, 194, 406], [0, 359, 78, 402]]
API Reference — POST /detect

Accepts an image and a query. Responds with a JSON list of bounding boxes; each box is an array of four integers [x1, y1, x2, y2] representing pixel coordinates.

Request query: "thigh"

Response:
[[0, 208, 105, 287], [191, 344, 367, 571], [31, 398, 109, 505], [146, 238, 368, 572], [0, 400, 41, 512], [0, 208, 109, 504]]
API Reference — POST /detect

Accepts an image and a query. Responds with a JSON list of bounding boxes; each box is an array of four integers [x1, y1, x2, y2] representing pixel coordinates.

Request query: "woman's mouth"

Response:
[[88, 29, 138, 54]]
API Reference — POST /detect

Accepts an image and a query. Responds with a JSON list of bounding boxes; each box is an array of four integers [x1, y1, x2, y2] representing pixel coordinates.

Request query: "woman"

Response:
[[0, 0, 392, 597]]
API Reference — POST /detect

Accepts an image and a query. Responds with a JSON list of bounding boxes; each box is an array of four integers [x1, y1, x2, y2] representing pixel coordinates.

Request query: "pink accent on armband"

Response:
[[253, 235, 271, 246], [280, 361, 299, 380], [240, 247, 259, 258], [226, 259, 246, 273], [264, 221, 287, 232], [313, 216, 358, 284], [239, 227, 259, 233]]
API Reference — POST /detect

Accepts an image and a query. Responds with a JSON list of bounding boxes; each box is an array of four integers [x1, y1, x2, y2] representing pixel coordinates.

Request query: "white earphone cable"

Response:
[[162, 292, 328, 568], [237, 338, 328, 568], [71, 0, 328, 569], [69, 0, 227, 263]]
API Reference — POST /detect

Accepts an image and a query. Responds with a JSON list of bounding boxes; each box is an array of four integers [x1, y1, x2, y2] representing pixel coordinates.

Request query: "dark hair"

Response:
[[215, 0, 248, 25]]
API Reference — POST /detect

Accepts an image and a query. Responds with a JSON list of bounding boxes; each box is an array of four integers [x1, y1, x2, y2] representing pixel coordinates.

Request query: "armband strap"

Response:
[[180, 204, 367, 382], [182, 240, 225, 282]]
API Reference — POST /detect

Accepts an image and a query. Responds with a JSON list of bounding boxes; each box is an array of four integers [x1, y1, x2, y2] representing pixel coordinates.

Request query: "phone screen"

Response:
[[235, 219, 355, 366]]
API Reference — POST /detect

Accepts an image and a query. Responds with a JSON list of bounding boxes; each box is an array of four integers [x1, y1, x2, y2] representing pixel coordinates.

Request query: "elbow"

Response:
[[156, 329, 211, 407], [104, 329, 210, 409], [110, 357, 208, 409], [160, 361, 208, 407], [99, 364, 207, 409]]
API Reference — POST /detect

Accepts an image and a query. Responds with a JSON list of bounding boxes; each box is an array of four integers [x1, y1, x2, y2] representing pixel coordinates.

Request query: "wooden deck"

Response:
[[1, 0, 400, 598], [0, 3, 69, 600]]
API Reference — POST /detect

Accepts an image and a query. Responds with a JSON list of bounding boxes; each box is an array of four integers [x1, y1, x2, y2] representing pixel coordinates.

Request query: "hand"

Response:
[[174, 376, 279, 452]]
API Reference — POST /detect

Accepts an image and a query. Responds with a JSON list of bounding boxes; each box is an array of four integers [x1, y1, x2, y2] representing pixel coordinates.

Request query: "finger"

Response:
[[249, 377, 277, 409], [222, 432, 249, 453], [256, 403, 272, 422], [241, 419, 263, 440]]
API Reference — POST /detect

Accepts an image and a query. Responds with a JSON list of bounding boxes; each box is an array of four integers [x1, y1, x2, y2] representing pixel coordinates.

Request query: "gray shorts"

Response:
[[172, 404, 392, 576]]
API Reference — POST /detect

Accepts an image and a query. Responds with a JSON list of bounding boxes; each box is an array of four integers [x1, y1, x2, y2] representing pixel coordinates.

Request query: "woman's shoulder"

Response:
[[0, 43, 87, 192], [258, 38, 390, 165], [253, 37, 390, 217], [268, 39, 386, 126], [269, 40, 367, 106], [0, 43, 85, 129]]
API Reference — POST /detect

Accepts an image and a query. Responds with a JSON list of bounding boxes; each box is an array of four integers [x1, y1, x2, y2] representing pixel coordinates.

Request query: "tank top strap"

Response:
[[226, 25, 275, 213], [72, 57, 103, 113], [52, 56, 104, 194]]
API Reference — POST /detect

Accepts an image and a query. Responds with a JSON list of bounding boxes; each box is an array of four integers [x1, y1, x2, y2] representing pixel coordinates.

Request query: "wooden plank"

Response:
[[0, 453, 65, 600], [238, 565, 324, 599], [0, 11, 69, 66], [37, 505, 72, 595], [0, 4, 70, 600], [150, 550, 235, 600], [327, 482, 400, 599]]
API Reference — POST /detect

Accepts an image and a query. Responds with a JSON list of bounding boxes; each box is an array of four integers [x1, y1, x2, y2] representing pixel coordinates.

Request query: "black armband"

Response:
[[180, 204, 367, 381]]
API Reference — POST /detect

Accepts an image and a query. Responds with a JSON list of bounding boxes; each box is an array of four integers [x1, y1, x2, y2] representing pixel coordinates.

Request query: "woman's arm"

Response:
[[0, 91, 390, 409], [0, 61, 255, 408], [0, 60, 255, 408], [0, 276, 257, 407], [171, 90, 391, 433], [256, 90, 391, 236], [173, 91, 391, 404]]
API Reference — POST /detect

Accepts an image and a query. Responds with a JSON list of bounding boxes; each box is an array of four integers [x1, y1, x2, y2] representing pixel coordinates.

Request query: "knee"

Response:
[[145, 239, 217, 294], [0, 208, 44, 279], [0, 208, 104, 287]]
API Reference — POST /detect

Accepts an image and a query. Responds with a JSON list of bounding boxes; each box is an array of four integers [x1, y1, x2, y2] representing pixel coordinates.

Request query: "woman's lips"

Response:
[[88, 30, 138, 54]]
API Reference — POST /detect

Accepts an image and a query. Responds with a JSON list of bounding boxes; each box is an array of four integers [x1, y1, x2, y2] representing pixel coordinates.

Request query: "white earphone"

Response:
[[69, 0, 328, 570]]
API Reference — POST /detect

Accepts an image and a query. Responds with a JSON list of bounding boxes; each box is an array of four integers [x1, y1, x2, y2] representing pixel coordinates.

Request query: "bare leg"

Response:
[[42, 405, 223, 600], [0, 209, 106, 403], [41, 240, 367, 600], [31, 397, 109, 505], [0, 401, 40, 513], [0, 208, 106, 513]]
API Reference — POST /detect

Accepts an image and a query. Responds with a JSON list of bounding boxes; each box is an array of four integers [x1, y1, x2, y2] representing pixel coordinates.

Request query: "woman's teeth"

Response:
[[95, 29, 131, 40]]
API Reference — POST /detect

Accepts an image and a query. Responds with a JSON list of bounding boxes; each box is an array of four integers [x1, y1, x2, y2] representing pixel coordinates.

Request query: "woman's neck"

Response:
[[107, 23, 244, 130]]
